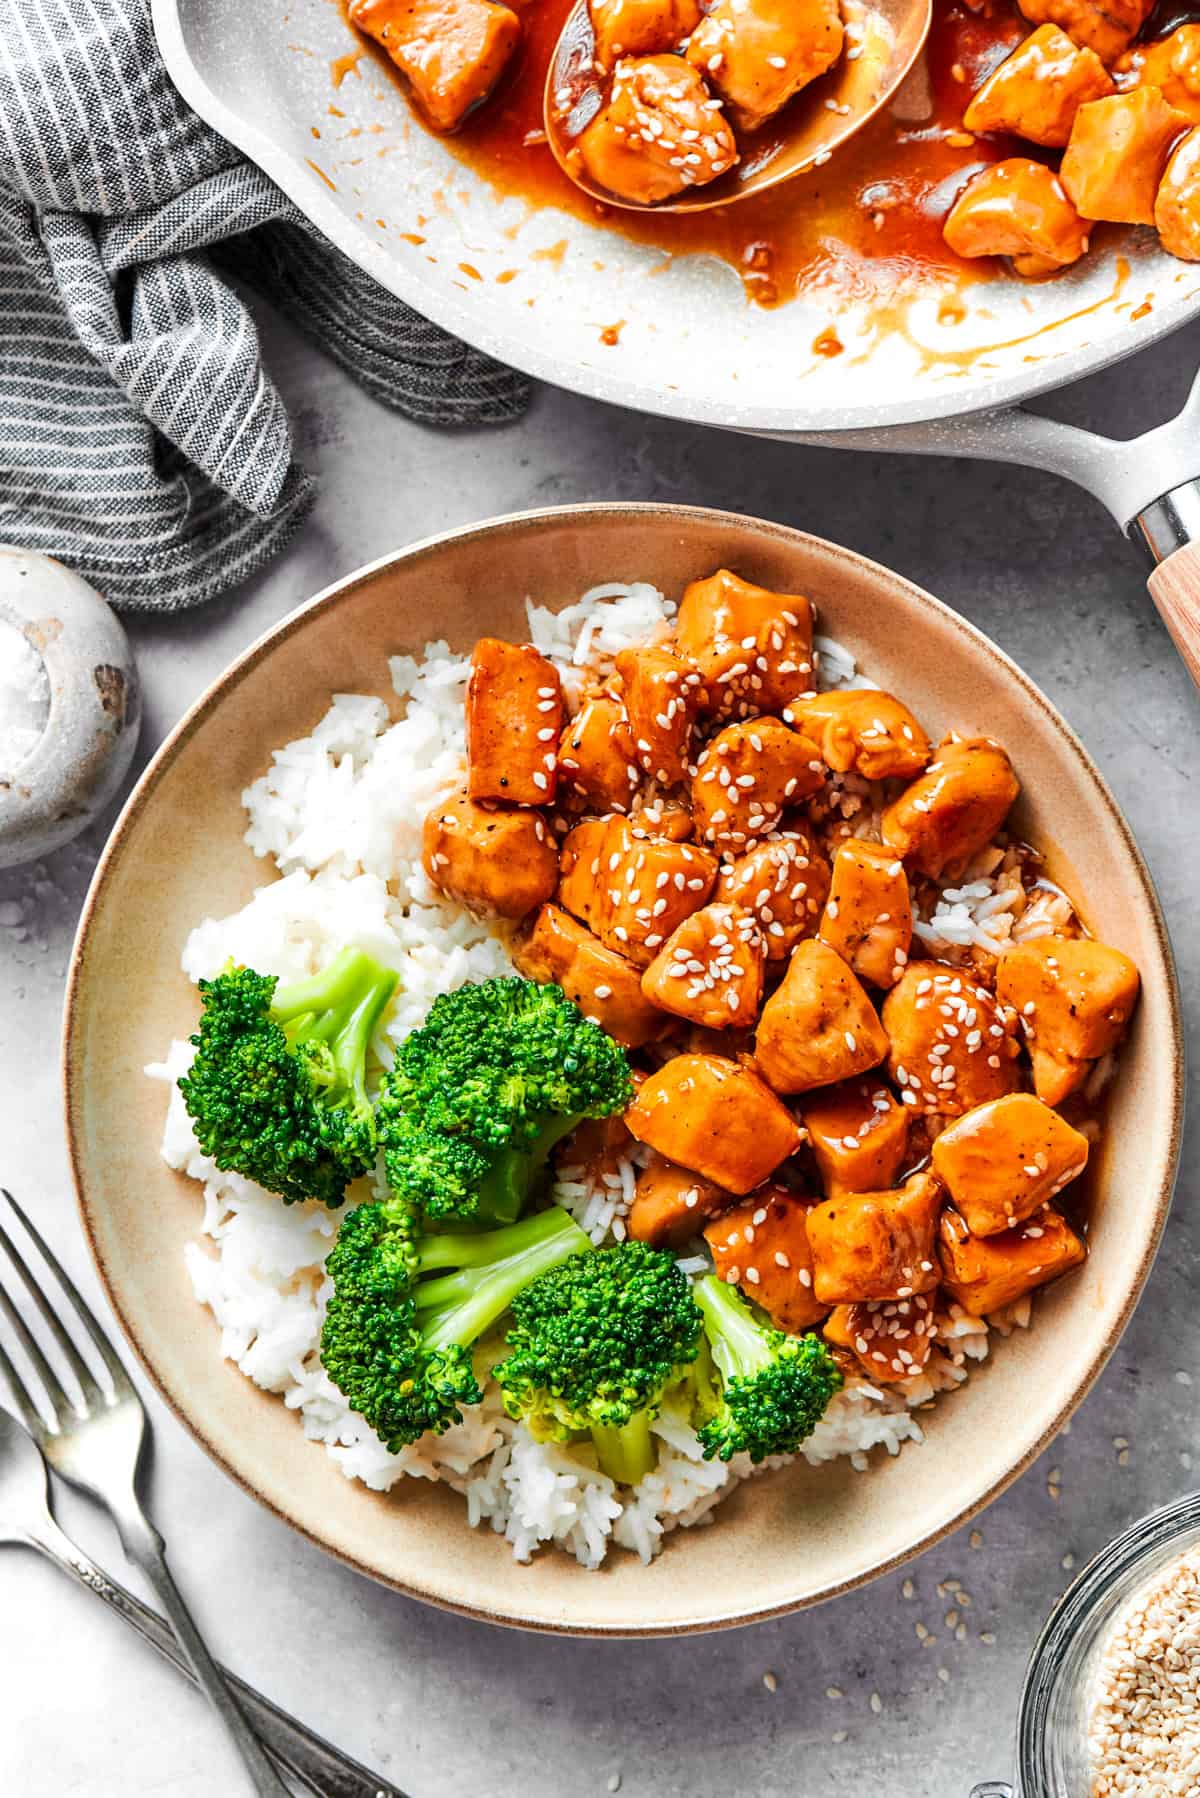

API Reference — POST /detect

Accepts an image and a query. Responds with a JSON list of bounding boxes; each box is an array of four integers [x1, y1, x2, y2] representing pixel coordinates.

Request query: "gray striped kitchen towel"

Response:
[[0, 0, 530, 611]]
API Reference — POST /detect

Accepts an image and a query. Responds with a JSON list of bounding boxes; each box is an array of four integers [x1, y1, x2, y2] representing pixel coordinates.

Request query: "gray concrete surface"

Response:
[[2, 305, 1198, 1798]]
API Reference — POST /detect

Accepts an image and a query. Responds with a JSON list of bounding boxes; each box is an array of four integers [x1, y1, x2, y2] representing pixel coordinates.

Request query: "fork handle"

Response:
[[117, 1514, 293, 1796], [29, 1516, 403, 1797]]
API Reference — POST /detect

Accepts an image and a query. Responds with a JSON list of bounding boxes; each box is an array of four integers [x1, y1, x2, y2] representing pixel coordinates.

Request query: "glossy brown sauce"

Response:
[[349, 0, 1036, 306]]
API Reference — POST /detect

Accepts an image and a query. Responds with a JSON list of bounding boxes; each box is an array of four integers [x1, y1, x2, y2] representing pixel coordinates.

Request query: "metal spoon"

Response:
[[543, 0, 932, 214]]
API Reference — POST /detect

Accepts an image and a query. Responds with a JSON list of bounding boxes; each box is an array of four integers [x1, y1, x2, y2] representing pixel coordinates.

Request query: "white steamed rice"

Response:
[[148, 581, 1027, 1570]]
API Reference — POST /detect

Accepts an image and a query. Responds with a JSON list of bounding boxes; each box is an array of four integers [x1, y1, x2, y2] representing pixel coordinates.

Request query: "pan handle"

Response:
[[1134, 482, 1200, 688], [771, 360, 1200, 529], [768, 370, 1200, 690], [773, 398, 1200, 529]]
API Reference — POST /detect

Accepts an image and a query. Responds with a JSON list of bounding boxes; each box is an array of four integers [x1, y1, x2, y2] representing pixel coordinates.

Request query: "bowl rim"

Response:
[[61, 502, 1185, 1635]]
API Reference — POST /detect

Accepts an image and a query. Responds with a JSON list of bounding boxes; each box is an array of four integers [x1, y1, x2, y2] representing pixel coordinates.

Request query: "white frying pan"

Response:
[[154, 0, 1200, 677]]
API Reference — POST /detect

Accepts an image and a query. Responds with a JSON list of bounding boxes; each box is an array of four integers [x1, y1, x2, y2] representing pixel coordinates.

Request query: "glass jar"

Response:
[[970, 1490, 1200, 1796]]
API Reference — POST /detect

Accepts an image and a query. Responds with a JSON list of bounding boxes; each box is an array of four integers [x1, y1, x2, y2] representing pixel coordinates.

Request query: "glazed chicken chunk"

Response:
[[818, 838, 913, 990], [1062, 88, 1191, 224], [641, 902, 766, 1028], [716, 826, 831, 961], [557, 815, 611, 921], [1128, 25, 1200, 125], [995, 935, 1140, 1105], [1016, 0, 1153, 64], [686, 0, 845, 134], [755, 939, 890, 1094], [943, 160, 1090, 278], [558, 814, 719, 966], [705, 1188, 830, 1332], [963, 24, 1114, 147], [801, 1077, 909, 1200], [675, 569, 816, 718], [557, 693, 641, 813], [931, 1093, 1090, 1236], [807, 1171, 944, 1304], [632, 798, 695, 841], [785, 690, 930, 782], [824, 1291, 936, 1382], [882, 734, 1020, 879], [1156, 128, 1200, 260], [466, 637, 563, 804], [348, 0, 521, 131], [576, 54, 739, 206], [514, 902, 668, 1048], [627, 1152, 732, 1247], [938, 1205, 1086, 1315], [589, 0, 703, 70], [625, 1053, 804, 1193], [882, 962, 1022, 1116], [423, 788, 558, 919], [691, 716, 826, 851], [614, 645, 705, 786]]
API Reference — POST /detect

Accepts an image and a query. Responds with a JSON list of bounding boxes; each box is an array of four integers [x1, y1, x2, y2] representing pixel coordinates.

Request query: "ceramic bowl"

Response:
[[63, 504, 1182, 1635], [0, 548, 140, 868]]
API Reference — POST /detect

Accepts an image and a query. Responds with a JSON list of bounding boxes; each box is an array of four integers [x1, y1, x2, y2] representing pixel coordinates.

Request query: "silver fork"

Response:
[[0, 1189, 331, 1796], [0, 1402, 404, 1798]]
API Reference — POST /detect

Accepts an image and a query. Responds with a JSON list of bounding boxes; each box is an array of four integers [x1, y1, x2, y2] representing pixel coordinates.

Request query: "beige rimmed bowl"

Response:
[[63, 504, 1182, 1636]]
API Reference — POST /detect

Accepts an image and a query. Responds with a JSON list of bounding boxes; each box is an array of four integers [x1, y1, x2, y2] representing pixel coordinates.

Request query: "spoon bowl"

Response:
[[543, 0, 933, 214]]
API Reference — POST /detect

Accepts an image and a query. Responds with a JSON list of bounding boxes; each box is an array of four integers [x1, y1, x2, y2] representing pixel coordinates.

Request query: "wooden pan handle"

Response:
[[1147, 540, 1200, 689]]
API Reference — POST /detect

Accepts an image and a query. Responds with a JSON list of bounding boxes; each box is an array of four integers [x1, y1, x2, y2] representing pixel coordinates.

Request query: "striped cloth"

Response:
[[0, 0, 530, 610]]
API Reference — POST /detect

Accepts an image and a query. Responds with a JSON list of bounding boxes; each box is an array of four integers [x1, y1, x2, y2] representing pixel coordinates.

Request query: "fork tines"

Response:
[[0, 1188, 126, 1435]]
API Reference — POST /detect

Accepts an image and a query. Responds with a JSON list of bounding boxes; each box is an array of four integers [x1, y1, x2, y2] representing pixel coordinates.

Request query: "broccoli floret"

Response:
[[692, 1275, 842, 1465], [377, 977, 632, 1224], [494, 1242, 702, 1486], [178, 947, 398, 1208], [321, 1198, 592, 1451]]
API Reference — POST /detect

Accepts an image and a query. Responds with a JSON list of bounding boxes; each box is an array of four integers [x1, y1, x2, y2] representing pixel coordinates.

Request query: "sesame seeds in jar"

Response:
[[1087, 1544, 1200, 1795]]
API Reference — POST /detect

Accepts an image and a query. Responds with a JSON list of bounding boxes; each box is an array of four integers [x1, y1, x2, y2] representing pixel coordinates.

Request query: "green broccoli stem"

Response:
[[694, 1275, 773, 1384], [273, 947, 384, 1026], [273, 949, 398, 1075], [590, 1412, 657, 1487], [417, 1208, 591, 1353], [270, 949, 398, 1116], [330, 979, 400, 1111], [476, 1113, 584, 1224]]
